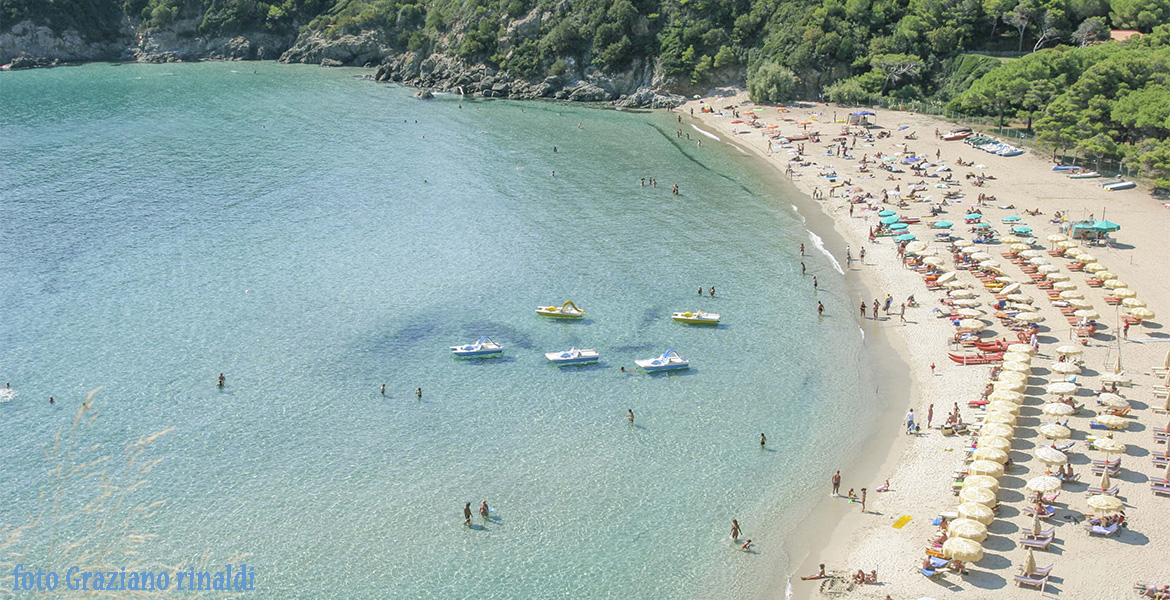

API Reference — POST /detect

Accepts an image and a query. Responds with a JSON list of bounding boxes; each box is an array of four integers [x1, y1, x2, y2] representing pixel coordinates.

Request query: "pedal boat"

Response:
[[536, 301, 585, 319], [635, 349, 690, 372], [545, 347, 600, 365], [672, 310, 720, 325], [450, 336, 504, 357]]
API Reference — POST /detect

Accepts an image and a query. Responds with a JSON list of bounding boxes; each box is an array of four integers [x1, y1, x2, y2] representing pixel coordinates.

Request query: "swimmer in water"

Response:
[[760, 433, 766, 447], [416, 387, 422, 398], [380, 384, 385, 395], [628, 409, 634, 424], [49, 396, 54, 404], [217, 373, 225, 388], [709, 286, 715, 297]]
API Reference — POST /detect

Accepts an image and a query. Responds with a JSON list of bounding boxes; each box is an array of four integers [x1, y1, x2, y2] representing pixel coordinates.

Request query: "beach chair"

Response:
[[1090, 420, 1127, 431], [1154, 455, 1169, 467], [1152, 483, 1170, 497], [1023, 527, 1055, 540], [1023, 504, 1056, 518], [1084, 522, 1120, 536], [1053, 441, 1075, 452], [1020, 534, 1055, 550], [1028, 565, 1054, 578], [1086, 484, 1119, 496], [1014, 573, 1049, 591]]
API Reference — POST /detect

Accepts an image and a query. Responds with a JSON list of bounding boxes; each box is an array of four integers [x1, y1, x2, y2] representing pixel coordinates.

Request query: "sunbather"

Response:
[[800, 564, 827, 580]]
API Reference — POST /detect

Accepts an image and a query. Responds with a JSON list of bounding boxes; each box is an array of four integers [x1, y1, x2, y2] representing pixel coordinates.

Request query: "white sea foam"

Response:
[[0, 388, 15, 403], [690, 123, 720, 141], [808, 230, 844, 274]]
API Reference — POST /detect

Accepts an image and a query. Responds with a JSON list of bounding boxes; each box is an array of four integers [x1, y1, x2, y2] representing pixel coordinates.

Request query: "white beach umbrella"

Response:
[[1047, 234, 1068, 243], [1076, 253, 1097, 263], [957, 319, 985, 331], [971, 251, 993, 261], [1068, 298, 1093, 309], [1084, 262, 1107, 273], [953, 239, 973, 248], [1001, 235, 1022, 244], [1046, 382, 1077, 395], [1086, 494, 1124, 514], [1013, 312, 1044, 323], [1056, 240, 1076, 249], [1028, 257, 1051, 266], [1094, 271, 1117, 281], [950, 289, 976, 298], [945, 280, 968, 289], [1059, 290, 1084, 299], [1054, 345, 1083, 356], [1093, 438, 1126, 458], [1098, 392, 1126, 406], [1094, 415, 1128, 430], [1113, 287, 1137, 298], [1006, 294, 1032, 303], [905, 241, 928, 254], [953, 299, 982, 307], [960, 484, 999, 506], [979, 260, 1001, 269], [1025, 475, 1063, 494], [980, 423, 1014, 438], [1039, 423, 1072, 440], [1019, 250, 1044, 258], [1121, 298, 1146, 308], [948, 518, 989, 542], [1010, 303, 1039, 312], [1001, 362, 1031, 374], [1054, 281, 1078, 290], [1002, 353, 1032, 366], [996, 371, 1029, 385], [956, 308, 984, 318], [1131, 307, 1156, 320], [1046, 272, 1070, 282], [977, 437, 1012, 452], [1104, 279, 1127, 289], [1007, 343, 1034, 355], [987, 401, 1020, 415], [937, 271, 957, 283], [1041, 402, 1075, 417], [1050, 362, 1081, 374], [1001, 282, 1021, 295], [1037, 265, 1060, 273], [968, 460, 1005, 478], [994, 381, 1026, 393], [989, 391, 1025, 404], [972, 446, 1010, 463], [1010, 243, 1031, 252], [984, 412, 1017, 425], [1065, 247, 1085, 258], [923, 256, 946, 266], [942, 537, 985, 563], [958, 501, 995, 525], [1035, 446, 1069, 466]]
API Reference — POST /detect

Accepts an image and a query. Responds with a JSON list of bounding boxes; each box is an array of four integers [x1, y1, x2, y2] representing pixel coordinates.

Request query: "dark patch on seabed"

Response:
[[464, 320, 536, 350], [645, 123, 755, 196]]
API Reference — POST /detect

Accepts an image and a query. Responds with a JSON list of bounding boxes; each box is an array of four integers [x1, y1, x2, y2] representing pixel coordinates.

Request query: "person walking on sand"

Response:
[[1123, 321, 1129, 339], [930, 363, 936, 376], [900, 303, 906, 322], [832, 470, 841, 496], [731, 519, 741, 540], [860, 301, 866, 318], [873, 299, 879, 319], [927, 404, 934, 428], [905, 409, 915, 434], [860, 488, 867, 512]]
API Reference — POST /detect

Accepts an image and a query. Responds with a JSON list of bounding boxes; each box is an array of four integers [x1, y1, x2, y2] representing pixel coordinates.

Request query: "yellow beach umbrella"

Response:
[[1034, 446, 1068, 465], [1055, 240, 1076, 249], [1014, 312, 1044, 322], [1046, 272, 1070, 282], [1059, 290, 1084, 299], [1075, 309, 1100, 319], [1047, 234, 1068, 243], [1113, 287, 1137, 298], [950, 289, 976, 298], [1001, 362, 1031, 374], [1002, 351, 1032, 364], [943, 537, 985, 562], [984, 412, 1017, 425], [948, 518, 989, 542], [1084, 262, 1107, 273], [1007, 343, 1035, 355], [923, 256, 945, 266], [997, 371, 1029, 384], [1131, 307, 1156, 320], [1054, 345, 1083, 356], [1039, 423, 1072, 439], [1093, 437, 1126, 454], [989, 390, 1024, 403], [1001, 235, 1022, 244], [1006, 293, 1032, 303], [958, 501, 995, 525], [1041, 402, 1075, 417], [1001, 282, 1022, 295], [1094, 270, 1117, 281], [977, 436, 1012, 452], [1037, 264, 1060, 274], [1054, 281, 1078, 290], [980, 423, 1014, 439], [1086, 494, 1124, 514], [972, 447, 1010, 463], [956, 308, 984, 318], [1065, 247, 1084, 257], [1068, 298, 1093, 309], [1098, 395, 1129, 410], [1010, 243, 1030, 252], [1025, 475, 1063, 494], [1020, 249, 1044, 258], [952, 239, 973, 248], [953, 298, 981, 307], [957, 319, 986, 331], [1104, 279, 1127, 289], [960, 485, 998, 506], [994, 381, 1026, 393], [1022, 548, 1037, 575], [1045, 381, 1077, 395], [968, 460, 1005, 477], [905, 241, 928, 254], [987, 401, 1021, 415], [1121, 298, 1146, 308]]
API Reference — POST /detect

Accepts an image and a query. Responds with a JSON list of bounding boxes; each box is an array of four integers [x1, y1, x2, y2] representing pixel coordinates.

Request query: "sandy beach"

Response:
[[683, 92, 1170, 599]]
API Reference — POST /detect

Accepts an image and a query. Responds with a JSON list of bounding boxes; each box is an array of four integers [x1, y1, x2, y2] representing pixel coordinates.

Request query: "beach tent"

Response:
[[847, 111, 876, 126]]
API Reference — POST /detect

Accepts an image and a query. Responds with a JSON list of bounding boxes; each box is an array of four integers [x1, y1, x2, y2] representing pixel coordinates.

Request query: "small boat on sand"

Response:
[[672, 310, 720, 325], [536, 301, 585, 319], [1103, 180, 1135, 191], [545, 347, 599, 365], [1067, 170, 1100, 179], [451, 336, 503, 357], [942, 130, 972, 141], [635, 349, 690, 372]]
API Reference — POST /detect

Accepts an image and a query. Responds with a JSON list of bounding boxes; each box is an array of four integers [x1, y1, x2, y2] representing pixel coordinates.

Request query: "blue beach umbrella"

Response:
[[1092, 220, 1121, 232], [1013, 226, 1033, 233], [933, 221, 953, 228], [896, 233, 917, 241], [967, 213, 983, 220], [889, 222, 909, 231], [904, 157, 922, 163], [880, 215, 900, 225], [1003, 215, 1021, 222], [878, 210, 897, 217]]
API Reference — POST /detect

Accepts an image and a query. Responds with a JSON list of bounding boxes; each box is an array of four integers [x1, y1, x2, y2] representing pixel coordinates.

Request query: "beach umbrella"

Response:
[[905, 241, 928, 254], [1041, 403, 1075, 417], [1059, 290, 1084, 299], [984, 412, 1017, 425], [1068, 299, 1093, 309], [937, 271, 957, 283], [1046, 382, 1077, 395], [1028, 257, 1051, 266], [1010, 303, 1038, 313], [994, 381, 1026, 393], [1076, 253, 1097, 263], [944, 280, 968, 289], [953, 239, 973, 248], [1093, 437, 1126, 454], [970, 251, 993, 261], [1046, 273, 1070, 282], [967, 213, 983, 220], [1005, 342, 1034, 354], [1103, 279, 1127, 289], [1098, 392, 1126, 405], [1002, 352, 1032, 364], [958, 501, 995, 525], [1013, 313, 1044, 323], [950, 289, 976, 298], [1113, 287, 1136, 298], [968, 460, 1005, 478], [1003, 216, 1022, 223], [1001, 362, 1031, 375], [957, 319, 985, 331], [1039, 423, 1071, 440], [972, 447, 1010, 465], [1025, 475, 1062, 494], [1084, 262, 1107, 273], [1020, 249, 1044, 258], [1013, 226, 1033, 234], [1121, 298, 1146, 308], [980, 423, 1014, 439], [955, 308, 983, 318], [942, 537, 985, 563], [1131, 307, 1156, 320], [948, 518, 989, 542], [979, 260, 1001, 269], [923, 256, 945, 266], [1022, 548, 1037, 576], [1001, 235, 1023, 244], [996, 372, 1029, 386], [1094, 415, 1128, 430], [977, 437, 1012, 452], [1097, 471, 1112, 492], [1054, 281, 1078, 290], [1010, 243, 1030, 252], [1086, 494, 1124, 514], [880, 215, 900, 225], [1030, 514, 1044, 536], [1065, 246, 1083, 256], [960, 484, 999, 506], [878, 209, 897, 217], [1035, 445, 1069, 465], [934, 221, 954, 229], [1047, 234, 1068, 243], [989, 391, 1024, 404], [954, 299, 982, 307], [1094, 271, 1117, 281], [1037, 264, 1060, 273], [889, 222, 909, 231], [1074, 309, 1100, 319], [896, 233, 916, 241], [1054, 345, 1083, 356], [1006, 293, 1032, 303], [1056, 240, 1076, 249], [1050, 362, 1081, 375], [987, 401, 1021, 415]]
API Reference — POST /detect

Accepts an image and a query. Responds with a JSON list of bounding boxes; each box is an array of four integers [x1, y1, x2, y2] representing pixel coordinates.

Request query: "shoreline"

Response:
[[683, 92, 1170, 599]]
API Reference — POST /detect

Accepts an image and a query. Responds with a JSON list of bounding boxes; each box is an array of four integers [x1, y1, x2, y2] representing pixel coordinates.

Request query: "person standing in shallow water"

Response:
[[464, 503, 472, 526], [217, 373, 225, 388], [832, 470, 841, 496], [731, 519, 741, 540], [760, 433, 766, 447], [628, 409, 634, 424]]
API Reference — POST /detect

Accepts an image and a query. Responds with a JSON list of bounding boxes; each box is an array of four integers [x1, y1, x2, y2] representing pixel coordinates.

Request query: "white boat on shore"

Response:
[[1067, 170, 1100, 179], [672, 310, 720, 325], [635, 349, 690, 372], [545, 347, 600, 365], [450, 336, 504, 357]]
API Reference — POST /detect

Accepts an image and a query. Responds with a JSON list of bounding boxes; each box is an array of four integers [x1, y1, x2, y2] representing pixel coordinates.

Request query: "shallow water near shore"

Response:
[[1, 62, 883, 598]]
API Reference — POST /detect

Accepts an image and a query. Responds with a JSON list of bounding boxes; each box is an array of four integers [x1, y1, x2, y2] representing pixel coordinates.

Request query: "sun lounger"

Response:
[[1028, 565, 1054, 578], [1090, 420, 1127, 430], [1014, 573, 1049, 591], [1084, 522, 1120, 536], [1153, 483, 1170, 497], [1020, 534, 1055, 549], [1023, 504, 1056, 518], [1053, 441, 1075, 452], [1091, 457, 1121, 468], [1154, 455, 1169, 467], [1024, 526, 1055, 540], [1090, 464, 1120, 476], [1086, 484, 1119, 496]]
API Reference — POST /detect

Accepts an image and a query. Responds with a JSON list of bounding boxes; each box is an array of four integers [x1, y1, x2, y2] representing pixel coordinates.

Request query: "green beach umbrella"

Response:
[[896, 233, 916, 241], [1003, 215, 1021, 222], [878, 210, 897, 217], [1092, 220, 1121, 232], [1013, 226, 1033, 233], [880, 215, 900, 224], [968, 212, 982, 219], [889, 222, 909, 230], [934, 221, 953, 228]]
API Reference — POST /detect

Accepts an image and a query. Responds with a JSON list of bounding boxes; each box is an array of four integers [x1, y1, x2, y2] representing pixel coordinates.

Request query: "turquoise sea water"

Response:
[[0, 63, 881, 598]]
